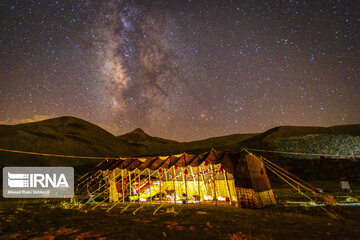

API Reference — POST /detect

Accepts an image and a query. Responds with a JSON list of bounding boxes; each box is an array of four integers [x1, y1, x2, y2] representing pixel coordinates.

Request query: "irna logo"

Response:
[[8, 172, 69, 188], [3, 167, 74, 198]]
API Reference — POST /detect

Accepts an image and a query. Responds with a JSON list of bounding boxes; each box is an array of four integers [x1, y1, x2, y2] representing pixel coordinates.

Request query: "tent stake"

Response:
[[153, 203, 164, 215], [120, 203, 132, 213], [133, 204, 145, 215]]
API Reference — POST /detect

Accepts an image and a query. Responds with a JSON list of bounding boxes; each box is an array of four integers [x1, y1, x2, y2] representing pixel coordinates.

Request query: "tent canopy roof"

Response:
[[96, 149, 251, 175]]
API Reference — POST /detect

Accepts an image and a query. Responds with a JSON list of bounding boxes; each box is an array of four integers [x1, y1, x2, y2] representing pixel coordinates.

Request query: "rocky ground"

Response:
[[1, 188, 360, 240]]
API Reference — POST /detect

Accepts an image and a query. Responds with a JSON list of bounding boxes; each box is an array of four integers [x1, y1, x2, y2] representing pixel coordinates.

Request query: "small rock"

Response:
[[196, 211, 207, 215], [206, 222, 213, 228]]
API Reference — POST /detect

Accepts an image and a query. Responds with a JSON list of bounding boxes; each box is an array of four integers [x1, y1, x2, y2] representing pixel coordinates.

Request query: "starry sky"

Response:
[[0, 0, 359, 141]]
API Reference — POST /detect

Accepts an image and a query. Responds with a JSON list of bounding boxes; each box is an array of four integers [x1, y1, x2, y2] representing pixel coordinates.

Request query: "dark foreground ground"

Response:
[[1, 187, 360, 240]]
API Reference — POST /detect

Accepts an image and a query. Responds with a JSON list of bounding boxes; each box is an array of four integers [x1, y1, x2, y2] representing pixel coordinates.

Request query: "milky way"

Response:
[[94, 1, 193, 133], [0, 0, 359, 141]]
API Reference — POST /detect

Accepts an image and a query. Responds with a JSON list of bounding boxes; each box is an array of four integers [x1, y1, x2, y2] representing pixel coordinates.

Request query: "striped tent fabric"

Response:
[[92, 149, 276, 208]]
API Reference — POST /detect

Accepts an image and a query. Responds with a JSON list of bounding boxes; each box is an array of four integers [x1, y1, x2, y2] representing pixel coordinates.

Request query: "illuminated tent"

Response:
[[82, 149, 276, 208]]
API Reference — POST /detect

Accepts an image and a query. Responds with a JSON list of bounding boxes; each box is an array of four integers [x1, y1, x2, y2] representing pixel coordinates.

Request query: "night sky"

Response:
[[0, 0, 359, 141]]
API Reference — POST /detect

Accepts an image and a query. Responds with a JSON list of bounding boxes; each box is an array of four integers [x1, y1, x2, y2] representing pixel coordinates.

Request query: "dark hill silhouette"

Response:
[[0, 116, 359, 179], [231, 124, 360, 150], [117, 129, 257, 155], [242, 125, 360, 144], [0, 116, 143, 167], [118, 128, 178, 144]]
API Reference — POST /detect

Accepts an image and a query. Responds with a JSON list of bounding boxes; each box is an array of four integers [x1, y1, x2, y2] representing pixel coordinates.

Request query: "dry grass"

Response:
[[1, 196, 360, 240]]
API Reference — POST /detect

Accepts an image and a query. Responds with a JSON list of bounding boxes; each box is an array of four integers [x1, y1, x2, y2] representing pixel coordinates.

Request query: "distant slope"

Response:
[[118, 128, 178, 144], [1, 116, 359, 180], [117, 125, 360, 180], [243, 125, 360, 143], [273, 134, 360, 157], [118, 124, 360, 156], [226, 124, 360, 158], [0, 116, 142, 167], [174, 133, 257, 154], [117, 129, 257, 155]]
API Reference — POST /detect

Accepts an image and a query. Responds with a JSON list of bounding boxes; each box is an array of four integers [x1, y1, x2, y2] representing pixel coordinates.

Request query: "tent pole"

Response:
[[78, 170, 128, 210], [148, 169, 152, 204], [112, 169, 118, 202], [172, 166, 176, 204], [164, 169, 168, 198], [105, 169, 143, 212], [197, 166, 201, 204], [122, 169, 125, 203], [138, 169, 141, 203], [158, 170, 162, 204], [189, 166, 199, 196], [109, 170, 113, 203], [184, 167, 188, 203], [224, 169, 232, 204], [199, 165, 208, 200], [129, 170, 132, 203], [210, 164, 217, 206], [181, 167, 185, 200]]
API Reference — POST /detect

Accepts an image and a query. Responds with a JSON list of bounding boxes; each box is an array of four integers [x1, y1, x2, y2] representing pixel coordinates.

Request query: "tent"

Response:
[[79, 149, 276, 209]]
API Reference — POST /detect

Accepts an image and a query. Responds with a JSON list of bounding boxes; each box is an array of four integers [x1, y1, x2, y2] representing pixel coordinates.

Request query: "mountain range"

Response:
[[0, 116, 359, 179]]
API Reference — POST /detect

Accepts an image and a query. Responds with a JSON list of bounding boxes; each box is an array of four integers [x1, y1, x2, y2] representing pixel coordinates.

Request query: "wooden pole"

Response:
[[190, 166, 199, 195], [200, 165, 208, 200], [158, 170, 162, 203], [122, 169, 125, 203], [224, 170, 232, 204], [109, 171, 113, 203], [210, 165, 217, 206], [129, 170, 132, 202], [138, 169, 141, 203], [164, 169, 168, 201], [183, 167, 188, 203], [148, 169, 152, 203], [110, 170, 118, 202], [197, 166, 201, 204], [172, 166, 176, 204]]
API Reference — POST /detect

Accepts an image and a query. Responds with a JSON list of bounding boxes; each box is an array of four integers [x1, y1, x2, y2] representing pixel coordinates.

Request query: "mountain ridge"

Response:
[[117, 128, 178, 144], [0, 116, 359, 161], [0, 116, 143, 167], [1, 116, 359, 179]]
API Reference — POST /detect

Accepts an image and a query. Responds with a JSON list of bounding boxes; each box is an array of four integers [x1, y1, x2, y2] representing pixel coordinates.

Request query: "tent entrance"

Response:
[[107, 163, 237, 205]]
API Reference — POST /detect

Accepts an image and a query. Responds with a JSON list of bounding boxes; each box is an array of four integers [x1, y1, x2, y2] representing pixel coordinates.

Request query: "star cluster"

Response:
[[0, 0, 359, 141]]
